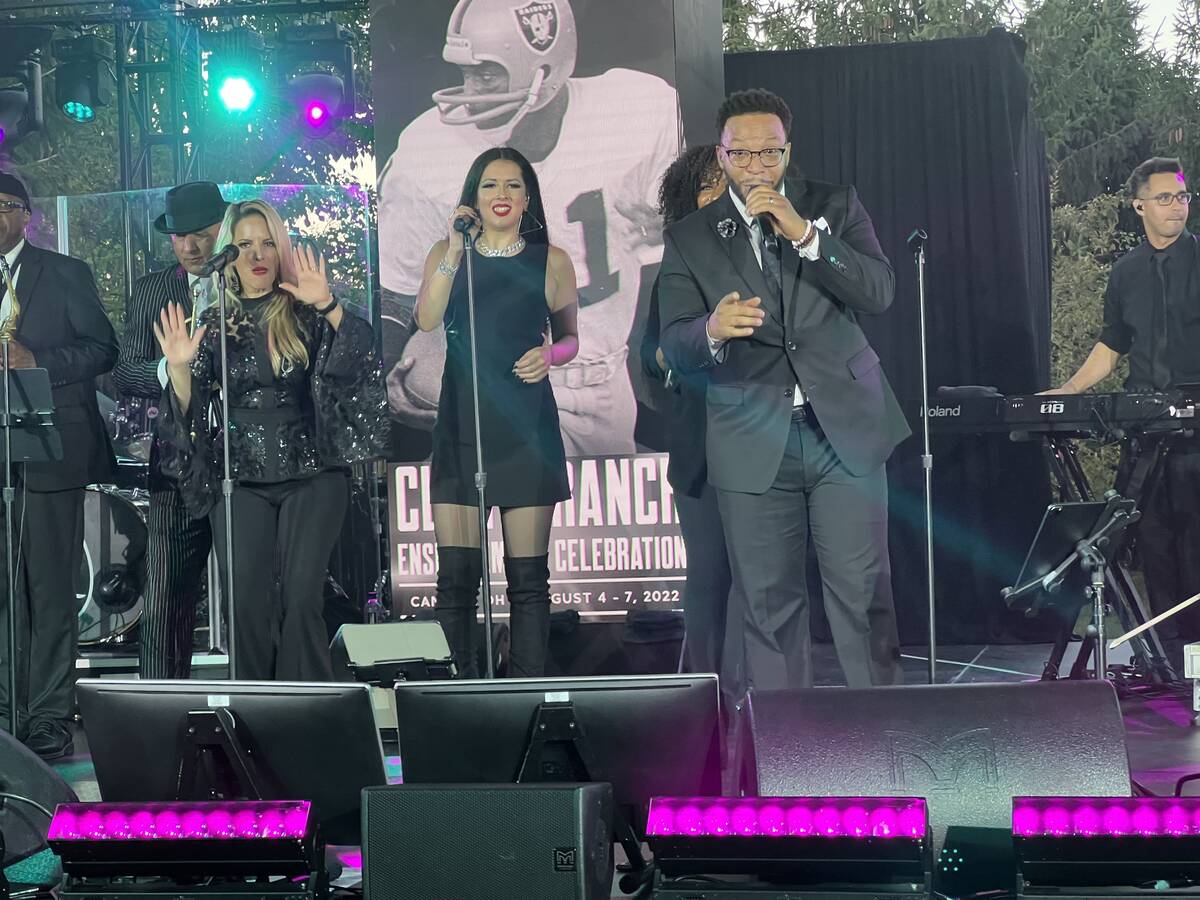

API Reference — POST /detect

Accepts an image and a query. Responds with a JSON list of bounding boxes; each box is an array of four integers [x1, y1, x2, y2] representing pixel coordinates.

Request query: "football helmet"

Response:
[[432, 0, 578, 128]]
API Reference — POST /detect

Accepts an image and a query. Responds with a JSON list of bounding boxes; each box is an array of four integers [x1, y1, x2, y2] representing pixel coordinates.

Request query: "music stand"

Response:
[[1, 367, 60, 736], [1003, 493, 1139, 680]]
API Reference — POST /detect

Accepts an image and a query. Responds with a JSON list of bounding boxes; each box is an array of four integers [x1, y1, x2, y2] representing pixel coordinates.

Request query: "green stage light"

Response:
[[63, 101, 94, 122], [217, 74, 256, 113], [205, 29, 266, 118]]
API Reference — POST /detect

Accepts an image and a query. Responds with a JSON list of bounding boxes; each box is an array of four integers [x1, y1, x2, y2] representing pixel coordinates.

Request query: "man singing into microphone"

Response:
[[0, 171, 117, 757], [659, 90, 909, 695], [115, 182, 227, 678]]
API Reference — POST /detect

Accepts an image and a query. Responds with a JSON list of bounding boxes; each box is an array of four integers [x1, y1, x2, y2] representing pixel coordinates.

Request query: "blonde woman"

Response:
[[154, 199, 387, 681]]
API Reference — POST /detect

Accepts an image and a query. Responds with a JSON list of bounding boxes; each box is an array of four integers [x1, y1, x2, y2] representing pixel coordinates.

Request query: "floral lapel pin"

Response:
[[716, 217, 738, 239]]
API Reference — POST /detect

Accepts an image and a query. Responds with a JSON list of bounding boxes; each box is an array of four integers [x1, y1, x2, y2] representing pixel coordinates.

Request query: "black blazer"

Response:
[[658, 179, 910, 493], [13, 243, 118, 491], [114, 263, 195, 489]]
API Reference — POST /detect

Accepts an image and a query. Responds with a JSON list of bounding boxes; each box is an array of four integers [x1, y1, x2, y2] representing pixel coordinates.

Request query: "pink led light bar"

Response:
[[48, 801, 311, 842], [1013, 797, 1200, 837], [647, 797, 927, 839]]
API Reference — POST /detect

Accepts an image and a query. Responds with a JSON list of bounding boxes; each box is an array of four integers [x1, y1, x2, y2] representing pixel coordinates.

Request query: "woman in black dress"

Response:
[[415, 147, 578, 678], [154, 199, 388, 681]]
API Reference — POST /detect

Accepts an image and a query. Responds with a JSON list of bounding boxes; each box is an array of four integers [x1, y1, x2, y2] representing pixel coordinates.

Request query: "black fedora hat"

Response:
[[153, 181, 228, 235]]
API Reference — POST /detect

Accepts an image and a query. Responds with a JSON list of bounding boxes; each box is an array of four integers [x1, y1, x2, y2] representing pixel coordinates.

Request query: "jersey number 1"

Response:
[[567, 190, 619, 308]]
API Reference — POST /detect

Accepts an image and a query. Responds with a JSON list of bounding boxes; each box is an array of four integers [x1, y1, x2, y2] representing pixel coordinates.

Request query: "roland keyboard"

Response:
[[924, 391, 1197, 436]]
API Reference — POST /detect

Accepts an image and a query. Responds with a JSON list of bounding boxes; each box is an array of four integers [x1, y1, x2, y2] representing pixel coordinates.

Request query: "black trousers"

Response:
[[716, 409, 903, 695], [139, 487, 212, 679], [209, 471, 348, 682], [675, 483, 733, 687], [1125, 440, 1200, 658], [0, 484, 85, 734]]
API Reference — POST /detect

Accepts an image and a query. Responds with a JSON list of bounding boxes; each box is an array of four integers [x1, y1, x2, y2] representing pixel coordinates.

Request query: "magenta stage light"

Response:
[[1014, 797, 1200, 894], [647, 796, 928, 839], [48, 800, 320, 883], [1012, 797, 1200, 837], [49, 800, 311, 841], [647, 796, 931, 892], [303, 100, 329, 126]]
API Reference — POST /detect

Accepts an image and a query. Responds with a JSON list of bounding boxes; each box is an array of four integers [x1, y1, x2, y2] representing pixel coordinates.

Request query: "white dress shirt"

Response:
[[708, 186, 820, 406]]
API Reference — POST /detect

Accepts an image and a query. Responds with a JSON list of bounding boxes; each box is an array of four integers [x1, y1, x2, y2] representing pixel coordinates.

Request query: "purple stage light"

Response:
[[647, 797, 928, 839], [1013, 797, 1200, 837], [48, 800, 311, 841], [304, 101, 330, 127]]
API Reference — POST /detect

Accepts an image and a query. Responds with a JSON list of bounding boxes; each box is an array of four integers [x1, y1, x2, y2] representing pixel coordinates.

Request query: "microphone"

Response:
[[756, 214, 779, 251], [906, 227, 928, 255], [453, 212, 476, 233], [199, 244, 239, 277]]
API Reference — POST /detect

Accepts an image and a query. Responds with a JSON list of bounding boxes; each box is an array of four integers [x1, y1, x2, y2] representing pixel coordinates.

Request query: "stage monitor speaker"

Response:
[[0, 727, 78, 866], [362, 783, 614, 900], [744, 680, 1130, 895], [330, 621, 453, 682]]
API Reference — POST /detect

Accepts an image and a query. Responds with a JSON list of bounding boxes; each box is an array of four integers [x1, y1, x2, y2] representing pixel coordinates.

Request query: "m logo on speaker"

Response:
[[885, 728, 999, 791], [553, 847, 577, 872]]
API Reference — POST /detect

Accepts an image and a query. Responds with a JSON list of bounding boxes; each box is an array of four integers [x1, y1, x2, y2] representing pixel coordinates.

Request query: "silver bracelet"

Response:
[[436, 257, 459, 279]]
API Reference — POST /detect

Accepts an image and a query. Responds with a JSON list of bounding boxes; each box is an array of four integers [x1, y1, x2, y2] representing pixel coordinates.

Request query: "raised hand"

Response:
[[279, 244, 333, 307], [706, 290, 765, 341], [446, 205, 480, 254], [153, 303, 206, 369]]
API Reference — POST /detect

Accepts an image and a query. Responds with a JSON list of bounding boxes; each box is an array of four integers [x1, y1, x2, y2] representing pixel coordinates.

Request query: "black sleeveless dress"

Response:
[[430, 242, 570, 508]]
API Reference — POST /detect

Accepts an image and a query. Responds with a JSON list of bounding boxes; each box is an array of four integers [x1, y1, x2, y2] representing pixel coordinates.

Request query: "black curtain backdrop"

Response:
[[724, 29, 1054, 645]]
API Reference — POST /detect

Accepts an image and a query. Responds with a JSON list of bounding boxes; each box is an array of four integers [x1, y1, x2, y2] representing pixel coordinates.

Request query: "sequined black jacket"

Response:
[[157, 299, 389, 519]]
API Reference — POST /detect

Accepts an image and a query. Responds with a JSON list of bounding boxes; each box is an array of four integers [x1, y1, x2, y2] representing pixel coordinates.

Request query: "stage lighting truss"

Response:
[[646, 796, 932, 897], [52, 34, 113, 124], [277, 23, 356, 128], [1014, 796, 1200, 898], [204, 29, 267, 116], [0, 26, 51, 147], [47, 800, 324, 898]]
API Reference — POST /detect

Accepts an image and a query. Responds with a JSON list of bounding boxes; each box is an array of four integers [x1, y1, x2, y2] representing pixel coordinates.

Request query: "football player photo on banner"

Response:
[[372, 0, 682, 460]]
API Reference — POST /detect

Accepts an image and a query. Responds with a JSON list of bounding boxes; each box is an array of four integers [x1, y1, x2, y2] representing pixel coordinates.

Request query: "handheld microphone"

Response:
[[453, 212, 476, 233], [756, 214, 779, 251], [198, 244, 239, 277]]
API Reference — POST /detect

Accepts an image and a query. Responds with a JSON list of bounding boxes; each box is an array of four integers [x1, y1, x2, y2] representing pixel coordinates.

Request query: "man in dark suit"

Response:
[[114, 182, 226, 678], [659, 90, 909, 694], [0, 171, 117, 758]]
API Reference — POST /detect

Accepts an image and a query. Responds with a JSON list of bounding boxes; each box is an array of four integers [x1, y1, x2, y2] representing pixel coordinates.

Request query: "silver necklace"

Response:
[[476, 234, 525, 258]]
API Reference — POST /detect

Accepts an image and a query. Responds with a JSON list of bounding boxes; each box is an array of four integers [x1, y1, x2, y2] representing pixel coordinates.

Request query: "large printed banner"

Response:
[[389, 455, 686, 617]]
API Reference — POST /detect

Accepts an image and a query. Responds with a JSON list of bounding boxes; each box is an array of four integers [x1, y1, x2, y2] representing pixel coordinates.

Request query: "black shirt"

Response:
[[1099, 230, 1200, 390]]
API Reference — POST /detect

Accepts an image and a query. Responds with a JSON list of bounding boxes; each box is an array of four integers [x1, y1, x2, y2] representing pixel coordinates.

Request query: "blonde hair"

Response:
[[215, 199, 309, 376]]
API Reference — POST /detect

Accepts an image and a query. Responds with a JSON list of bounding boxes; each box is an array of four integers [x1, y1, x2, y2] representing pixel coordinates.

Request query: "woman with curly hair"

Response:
[[641, 144, 734, 693]]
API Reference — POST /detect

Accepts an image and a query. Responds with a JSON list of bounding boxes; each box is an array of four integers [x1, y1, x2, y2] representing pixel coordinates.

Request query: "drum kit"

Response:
[[79, 396, 155, 650], [81, 395, 391, 653]]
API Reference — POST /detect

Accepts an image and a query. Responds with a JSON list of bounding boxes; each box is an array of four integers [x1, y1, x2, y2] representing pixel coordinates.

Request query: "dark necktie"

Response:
[[1152, 253, 1172, 389], [759, 225, 783, 300]]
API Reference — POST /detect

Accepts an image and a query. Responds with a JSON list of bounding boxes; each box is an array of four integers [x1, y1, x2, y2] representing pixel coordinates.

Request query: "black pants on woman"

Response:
[[209, 471, 348, 681]]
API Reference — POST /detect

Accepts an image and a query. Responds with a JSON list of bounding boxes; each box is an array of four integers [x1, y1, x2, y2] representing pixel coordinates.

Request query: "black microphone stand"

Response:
[[209, 258, 238, 679], [908, 227, 936, 685], [456, 220, 496, 678], [1, 257, 16, 732]]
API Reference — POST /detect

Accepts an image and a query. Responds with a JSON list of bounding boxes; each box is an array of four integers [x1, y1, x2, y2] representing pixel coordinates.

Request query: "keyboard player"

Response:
[[1045, 157, 1200, 670]]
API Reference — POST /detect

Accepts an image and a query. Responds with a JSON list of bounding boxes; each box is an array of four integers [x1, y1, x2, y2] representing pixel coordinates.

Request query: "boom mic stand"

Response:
[[456, 219, 496, 679], [908, 227, 937, 685]]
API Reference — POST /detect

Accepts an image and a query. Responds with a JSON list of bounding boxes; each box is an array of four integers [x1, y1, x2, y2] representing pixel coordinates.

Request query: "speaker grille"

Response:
[[362, 783, 613, 900]]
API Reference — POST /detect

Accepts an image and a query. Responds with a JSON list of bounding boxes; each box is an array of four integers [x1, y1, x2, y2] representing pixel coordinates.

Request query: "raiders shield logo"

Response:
[[515, 1, 559, 52]]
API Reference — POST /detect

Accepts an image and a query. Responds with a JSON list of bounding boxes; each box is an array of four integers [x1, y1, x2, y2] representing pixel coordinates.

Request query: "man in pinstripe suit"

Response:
[[115, 182, 226, 679]]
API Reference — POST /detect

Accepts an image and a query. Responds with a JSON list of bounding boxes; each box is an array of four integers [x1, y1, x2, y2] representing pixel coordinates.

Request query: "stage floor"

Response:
[[10, 641, 1200, 896]]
